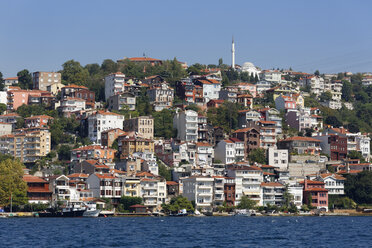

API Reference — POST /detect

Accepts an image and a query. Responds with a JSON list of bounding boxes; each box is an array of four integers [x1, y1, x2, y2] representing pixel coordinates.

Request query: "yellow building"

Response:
[[118, 136, 154, 159], [123, 177, 141, 197], [0, 130, 51, 163]]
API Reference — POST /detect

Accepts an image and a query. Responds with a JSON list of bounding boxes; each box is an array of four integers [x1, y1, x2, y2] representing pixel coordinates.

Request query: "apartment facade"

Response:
[[182, 176, 214, 211], [0, 130, 51, 163], [123, 116, 154, 139], [87, 111, 124, 144], [173, 110, 198, 142], [32, 71, 61, 91], [108, 92, 136, 111], [105, 72, 126, 101]]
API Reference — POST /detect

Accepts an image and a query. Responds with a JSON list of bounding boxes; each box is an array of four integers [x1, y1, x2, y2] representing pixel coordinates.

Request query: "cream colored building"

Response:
[[123, 116, 154, 139], [0, 130, 51, 163], [123, 177, 141, 197], [46, 82, 65, 95], [32, 71, 62, 91]]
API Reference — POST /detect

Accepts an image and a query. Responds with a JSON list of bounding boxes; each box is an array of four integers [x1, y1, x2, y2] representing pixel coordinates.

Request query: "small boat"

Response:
[[83, 202, 101, 217], [170, 209, 188, 217], [39, 202, 86, 217]]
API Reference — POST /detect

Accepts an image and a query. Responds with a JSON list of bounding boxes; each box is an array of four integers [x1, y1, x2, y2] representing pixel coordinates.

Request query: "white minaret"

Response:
[[231, 36, 235, 70]]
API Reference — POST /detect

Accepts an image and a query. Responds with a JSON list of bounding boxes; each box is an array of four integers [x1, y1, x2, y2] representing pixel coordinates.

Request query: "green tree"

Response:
[[218, 58, 223, 66], [158, 163, 172, 181], [319, 91, 332, 102], [248, 148, 266, 164], [58, 145, 71, 161], [153, 109, 176, 139], [342, 80, 353, 102], [0, 71, 4, 91], [17, 69, 32, 89], [282, 184, 294, 209], [119, 196, 142, 211], [347, 150, 365, 162], [162, 196, 194, 213], [314, 70, 320, 76], [0, 159, 28, 207], [0, 103, 6, 114], [61, 60, 89, 85], [344, 171, 372, 204], [237, 196, 257, 209], [101, 59, 118, 74]]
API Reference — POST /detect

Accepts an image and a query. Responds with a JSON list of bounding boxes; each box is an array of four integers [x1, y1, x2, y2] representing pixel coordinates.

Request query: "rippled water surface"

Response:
[[1, 216, 371, 247]]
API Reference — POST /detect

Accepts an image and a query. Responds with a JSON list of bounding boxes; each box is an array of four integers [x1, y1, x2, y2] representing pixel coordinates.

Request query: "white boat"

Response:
[[83, 202, 101, 217]]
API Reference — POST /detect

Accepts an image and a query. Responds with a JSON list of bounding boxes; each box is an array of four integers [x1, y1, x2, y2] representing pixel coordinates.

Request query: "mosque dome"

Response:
[[242, 62, 255, 69]]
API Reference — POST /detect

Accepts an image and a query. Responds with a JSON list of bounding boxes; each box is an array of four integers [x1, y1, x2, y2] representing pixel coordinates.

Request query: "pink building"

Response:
[[7, 89, 53, 110], [301, 179, 328, 211]]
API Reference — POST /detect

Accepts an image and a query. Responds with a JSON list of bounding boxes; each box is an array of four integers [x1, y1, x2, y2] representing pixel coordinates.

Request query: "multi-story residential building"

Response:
[[0, 122, 12, 136], [219, 87, 238, 103], [262, 108, 282, 134], [48, 175, 71, 204], [87, 173, 124, 204], [300, 76, 325, 96], [0, 130, 51, 163], [237, 94, 253, 108], [0, 113, 21, 129], [147, 83, 174, 111], [70, 145, 115, 163], [267, 84, 300, 101], [118, 136, 154, 159], [226, 164, 263, 206], [356, 134, 371, 160], [4, 77, 18, 86], [58, 97, 86, 117], [182, 176, 214, 211], [230, 138, 245, 162], [108, 92, 136, 111], [235, 82, 257, 97], [32, 71, 61, 91], [321, 100, 342, 110], [313, 133, 347, 161], [123, 116, 154, 139], [105, 72, 126, 101], [101, 128, 127, 147], [194, 79, 221, 104], [123, 177, 141, 197], [173, 110, 198, 142], [87, 111, 124, 144], [311, 173, 345, 195], [277, 136, 321, 155], [213, 176, 225, 207], [362, 75, 372, 86], [195, 142, 214, 167], [140, 177, 166, 211], [46, 82, 65, 95], [24, 115, 54, 129], [286, 108, 323, 131], [261, 182, 285, 206], [257, 121, 277, 149], [260, 70, 282, 84], [7, 89, 54, 110], [61, 84, 95, 109], [214, 140, 236, 165], [23, 174, 52, 204], [275, 95, 297, 111], [231, 127, 260, 161], [301, 179, 328, 211], [267, 147, 289, 171], [72, 160, 110, 174], [224, 177, 236, 206], [256, 81, 272, 95], [237, 110, 261, 128], [288, 183, 303, 209], [197, 115, 209, 142]]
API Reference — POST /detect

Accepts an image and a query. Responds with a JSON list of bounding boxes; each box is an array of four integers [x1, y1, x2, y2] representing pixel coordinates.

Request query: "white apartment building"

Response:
[[256, 81, 272, 95], [267, 147, 288, 171], [140, 178, 166, 211], [147, 83, 174, 111], [105, 72, 126, 101], [300, 76, 325, 96], [213, 177, 225, 207], [356, 134, 370, 160], [214, 140, 236, 165], [87, 173, 124, 203], [182, 176, 214, 212], [195, 142, 214, 167], [0, 122, 12, 136], [226, 165, 263, 206], [260, 70, 282, 84], [261, 182, 285, 206], [318, 174, 345, 195], [58, 97, 86, 117], [173, 110, 198, 142], [87, 111, 124, 144], [288, 184, 303, 209]]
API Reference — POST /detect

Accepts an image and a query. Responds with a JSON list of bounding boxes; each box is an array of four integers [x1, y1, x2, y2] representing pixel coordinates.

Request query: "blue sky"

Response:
[[1, 0, 372, 77]]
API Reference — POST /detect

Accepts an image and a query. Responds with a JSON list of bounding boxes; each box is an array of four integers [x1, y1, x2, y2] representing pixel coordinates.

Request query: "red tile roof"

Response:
[[261, 182, 283, 187], [23, 175, 47, 183], [68, 173, 89, 178], [166, 181, 179, 185]]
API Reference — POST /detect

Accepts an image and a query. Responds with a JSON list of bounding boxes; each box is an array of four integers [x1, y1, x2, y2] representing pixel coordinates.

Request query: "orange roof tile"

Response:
[[280, 136, 321, 142], [23, 175, 47, 183]]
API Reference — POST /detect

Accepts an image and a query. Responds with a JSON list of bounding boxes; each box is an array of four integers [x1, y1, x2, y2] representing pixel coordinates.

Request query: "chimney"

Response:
[[304, 178, 308, 189]]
